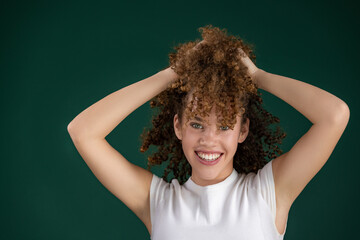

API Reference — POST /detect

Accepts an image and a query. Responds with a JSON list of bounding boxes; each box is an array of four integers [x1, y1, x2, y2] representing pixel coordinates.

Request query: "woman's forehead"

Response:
[[183, 105, 241, 124], [185, 93, 236, 115], [183, 88, 244, 121]]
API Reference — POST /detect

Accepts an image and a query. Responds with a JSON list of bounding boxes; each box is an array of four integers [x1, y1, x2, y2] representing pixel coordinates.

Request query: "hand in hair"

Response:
[[237, 47, 261, 84], [170, 40, 207, 70]]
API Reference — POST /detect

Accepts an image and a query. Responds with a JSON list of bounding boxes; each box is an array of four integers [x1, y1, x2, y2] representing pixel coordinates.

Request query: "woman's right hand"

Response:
[[194, 39, 206, 50], [165, 66, 179, 80], [168, 39, 207, 78]]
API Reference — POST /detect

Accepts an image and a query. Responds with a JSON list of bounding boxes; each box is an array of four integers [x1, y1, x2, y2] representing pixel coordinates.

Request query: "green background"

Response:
[[1, 0, 358, 239]]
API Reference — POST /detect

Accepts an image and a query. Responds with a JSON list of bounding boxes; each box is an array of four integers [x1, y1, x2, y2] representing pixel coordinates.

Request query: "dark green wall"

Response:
[[1, 0, 358, 239]]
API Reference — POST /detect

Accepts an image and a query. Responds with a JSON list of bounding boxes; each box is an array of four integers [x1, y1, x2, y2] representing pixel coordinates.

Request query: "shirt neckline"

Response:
[[184, 168, 239, 191]]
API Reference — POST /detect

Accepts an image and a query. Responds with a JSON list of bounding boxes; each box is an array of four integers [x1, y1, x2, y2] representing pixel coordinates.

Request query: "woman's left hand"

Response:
[[237, 48, 261, 84]]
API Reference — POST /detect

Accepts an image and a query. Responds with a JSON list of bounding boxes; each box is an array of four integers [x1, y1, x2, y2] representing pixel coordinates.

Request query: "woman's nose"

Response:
[[199, 127, 219, 144]]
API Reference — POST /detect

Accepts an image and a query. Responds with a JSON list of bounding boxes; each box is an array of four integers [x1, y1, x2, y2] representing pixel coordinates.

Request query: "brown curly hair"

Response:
[[140, 25, 287, 185]]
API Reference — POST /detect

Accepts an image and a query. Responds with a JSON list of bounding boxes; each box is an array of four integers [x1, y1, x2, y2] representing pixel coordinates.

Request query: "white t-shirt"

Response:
[[149, 160, 288, 240]]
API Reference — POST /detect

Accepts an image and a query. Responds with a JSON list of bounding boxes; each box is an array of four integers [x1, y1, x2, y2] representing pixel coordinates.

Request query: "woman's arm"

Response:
[[68, 67, 178, 139], [238, 47, 349, 124], [254, 69, 349, 124], [66, 67, 178, 234], [239, 48, 350, 209]]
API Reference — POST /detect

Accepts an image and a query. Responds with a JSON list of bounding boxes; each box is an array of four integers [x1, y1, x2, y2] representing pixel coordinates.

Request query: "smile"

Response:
[[195, 151, 223, 161], [195, 151, 223, 166]]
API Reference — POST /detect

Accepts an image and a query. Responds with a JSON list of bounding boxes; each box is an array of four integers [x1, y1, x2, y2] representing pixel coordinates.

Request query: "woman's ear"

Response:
[[238, 118, 250, 143], [173, 114, 183, 140]]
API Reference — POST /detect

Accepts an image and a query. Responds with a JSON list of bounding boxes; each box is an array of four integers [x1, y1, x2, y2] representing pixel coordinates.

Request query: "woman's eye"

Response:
[[190, 123, 203, 129], [190, 123, 229, 130], [220, 126, 229, 131]]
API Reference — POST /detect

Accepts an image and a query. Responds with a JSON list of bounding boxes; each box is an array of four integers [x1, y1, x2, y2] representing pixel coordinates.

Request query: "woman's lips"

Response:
[[195, 150, 223, 154], [195, 151, 223, 166]]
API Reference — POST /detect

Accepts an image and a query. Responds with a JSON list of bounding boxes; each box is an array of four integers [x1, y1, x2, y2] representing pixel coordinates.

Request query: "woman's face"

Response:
[[173, 100, 250, 186]]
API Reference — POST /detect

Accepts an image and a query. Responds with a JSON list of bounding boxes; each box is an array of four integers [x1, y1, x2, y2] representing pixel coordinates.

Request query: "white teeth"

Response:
[[196, 152, 221, 161]]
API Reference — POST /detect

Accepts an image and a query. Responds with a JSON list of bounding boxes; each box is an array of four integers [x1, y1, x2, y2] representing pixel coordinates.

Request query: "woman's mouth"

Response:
[[195, 151, 223, 166]]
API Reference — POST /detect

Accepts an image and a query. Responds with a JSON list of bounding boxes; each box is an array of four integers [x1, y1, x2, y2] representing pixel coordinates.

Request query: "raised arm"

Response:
[[68, 67, 178, 139], [239, 47, 350, 209], [255, 68, 349, 203], [67, 67, 178, 235]]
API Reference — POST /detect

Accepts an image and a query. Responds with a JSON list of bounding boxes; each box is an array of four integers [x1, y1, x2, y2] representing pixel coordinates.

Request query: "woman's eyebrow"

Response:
[[194, 116, 203, 122]]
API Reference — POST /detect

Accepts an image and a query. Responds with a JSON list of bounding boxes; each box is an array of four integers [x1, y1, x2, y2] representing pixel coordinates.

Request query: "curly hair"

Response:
[[140, 25, 287, 185]]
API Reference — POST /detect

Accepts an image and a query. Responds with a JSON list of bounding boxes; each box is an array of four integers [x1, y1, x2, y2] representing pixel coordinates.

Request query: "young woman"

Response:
[[67, 25, 350, 240]]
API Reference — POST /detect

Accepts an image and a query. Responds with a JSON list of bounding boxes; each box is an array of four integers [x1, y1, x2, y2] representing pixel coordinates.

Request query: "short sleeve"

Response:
[[149, 173, 170, 224], [248, 160, 277, 219], [150, 174, 163, 210]]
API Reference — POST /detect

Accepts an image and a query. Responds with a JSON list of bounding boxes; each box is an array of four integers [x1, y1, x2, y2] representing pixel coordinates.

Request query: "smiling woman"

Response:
[[68, 24, 349, 240], [140, 25, 286, 185], [172, 99, 250, 186]]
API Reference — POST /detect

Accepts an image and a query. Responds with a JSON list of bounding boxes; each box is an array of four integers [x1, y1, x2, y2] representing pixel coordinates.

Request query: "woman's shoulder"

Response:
[[151, 173, 183, 192]]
